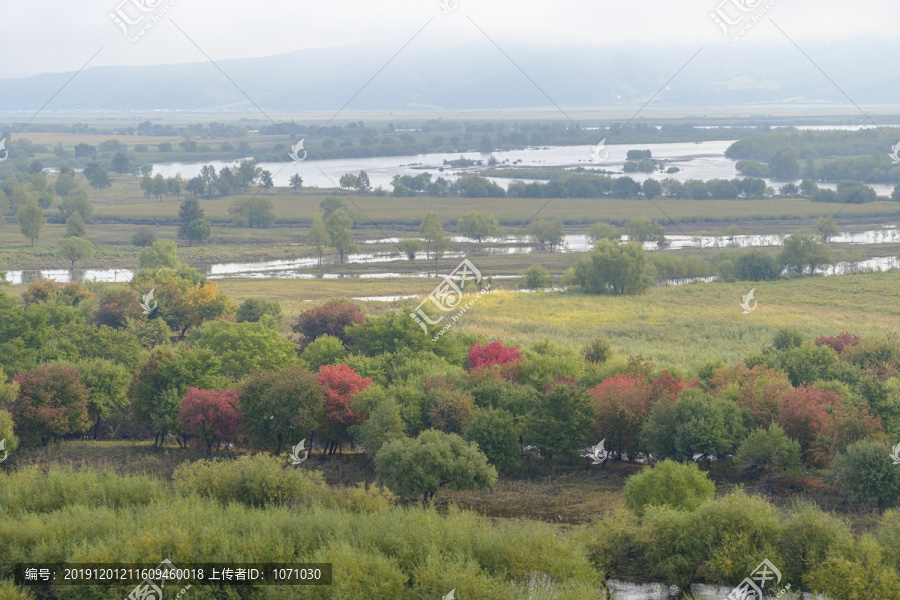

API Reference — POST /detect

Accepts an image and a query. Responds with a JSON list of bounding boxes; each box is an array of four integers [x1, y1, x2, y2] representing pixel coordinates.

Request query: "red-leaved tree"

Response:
[[316, 364, 373, 454], [589, 373, 653, 461], [292, 299, 366, 346], [649, 371, 696, 404], [709, 364, 793, 428], [777, 385, 842, 462], [466, 340, 522, 371], [7, 364, 90, 446], [178, 387, 244, 454]]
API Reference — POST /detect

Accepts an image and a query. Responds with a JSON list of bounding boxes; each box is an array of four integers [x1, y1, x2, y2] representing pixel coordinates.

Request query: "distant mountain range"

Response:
[[1, 41, 897, 113]]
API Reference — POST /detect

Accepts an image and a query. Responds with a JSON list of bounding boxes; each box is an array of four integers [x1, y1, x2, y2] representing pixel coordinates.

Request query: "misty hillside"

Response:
[[0, 41, 896, 112]]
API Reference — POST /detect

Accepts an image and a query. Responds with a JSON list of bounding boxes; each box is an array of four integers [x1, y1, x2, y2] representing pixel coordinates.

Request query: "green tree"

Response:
[[456, 211, 501, 242], [300, 335, 346, 371], [624, 459, 715, 517], [131, 227, 157, 247], [320, 196, 346, 218], [779, 229, 834, 276], [462, 407, 520, 469], [397, 238, 421, 260], [339, 173, 360, 190], [419, 213, 450, 267], [375, 429, 497, 507], [641, 388, 748, 462], [642, 178, 663, 199], [525, 380, 594, 465], [564, 239, 652, 295], [832, 439, 900, 511], [178, 196, 204, 224], [235, 298, 283, 326], [289, 174, 303, 190], [732, 250, 782, 281], [357, 396, 406, 455], [181, 218, 211, 246], [307, 213, 330, 264], [73, 357, 131, 439], [325, 208, 359, 264], [587, 222, 621, 243], [65, 213, 88, 238], [735, 424, 801, 494], [17, 199, 44, 246], [188, 320, 297, 380], [239, 364, 325, 454], [58, 190, 93, 220], [521, 264, 552, 289], [815, 216, 841, 243], [227, 197, 275, 228], [625, 216, 666, 244], [57, 237, 94, 270], [259, 170, 274, 190], [769, 147, 799, 179], [139, 239, 179, 270], [528, 219, 565, 252]]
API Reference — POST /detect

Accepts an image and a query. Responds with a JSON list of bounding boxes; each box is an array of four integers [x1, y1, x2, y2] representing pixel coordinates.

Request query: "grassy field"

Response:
[[88, 177, 900, 226]]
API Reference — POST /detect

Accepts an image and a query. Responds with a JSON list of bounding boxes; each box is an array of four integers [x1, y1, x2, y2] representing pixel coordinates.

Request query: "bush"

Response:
[[781, 501, 853, 584], [831, 440, 900, 511], [579, 508, 643, 579], [732, 250, 782, 281], [235, 297, 283, 326], [583, 337, 612, 364], [773, 326, 805, 350], [564, 239, 652, 295], [172, 454, 328, 507], [520, 264, 553, 289], [467, 340, 522, 370], [374, 429, 498, 506], [805, 535, 900, 600], [94, 289, 144, 329], [623, 460, 715, 517]]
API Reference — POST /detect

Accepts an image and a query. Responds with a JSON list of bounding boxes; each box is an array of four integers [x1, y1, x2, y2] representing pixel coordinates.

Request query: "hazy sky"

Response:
[[1, 0, 897, 79]]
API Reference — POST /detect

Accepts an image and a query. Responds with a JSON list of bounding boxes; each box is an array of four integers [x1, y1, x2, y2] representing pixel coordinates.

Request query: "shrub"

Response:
[[579, 508, 643, 579], [235, 297, 283, 326], [520, 264, 553, 289], [773, 326, 804, 350], [524, 379, 593, 463], [831, 440, 900, 511], [732, 250, 782, 281], [172, 454, 328, 507], [131, 226, 157, 247], [781, 501, 853, 584], [375, 429, 498, 506], [582, 337, 612, 364], [427, 382, 476, 433], [805, 535, 900, 600], [735, 424, 801, 494], [815, 332, 861, 354], [466, 340, 522, 370], [623, 460, 715, 517]]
